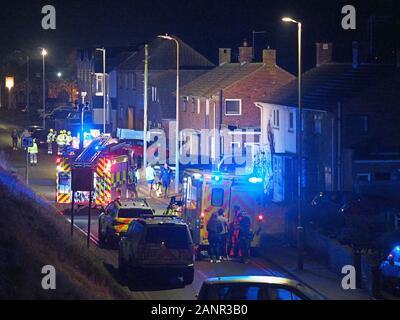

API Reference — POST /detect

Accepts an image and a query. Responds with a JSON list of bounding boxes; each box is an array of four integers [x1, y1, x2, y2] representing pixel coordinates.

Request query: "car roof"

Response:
[[114, 199, 152, 209], [202, 276, 325, 300], [136, 215, 188, 226]]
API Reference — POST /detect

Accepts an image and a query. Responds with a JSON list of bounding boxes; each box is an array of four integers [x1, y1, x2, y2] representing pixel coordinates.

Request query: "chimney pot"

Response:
[[238, 43, 252, 64]]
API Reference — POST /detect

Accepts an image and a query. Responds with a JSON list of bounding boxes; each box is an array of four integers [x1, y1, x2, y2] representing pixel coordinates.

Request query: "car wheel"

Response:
[[183, 269, 194, 285]]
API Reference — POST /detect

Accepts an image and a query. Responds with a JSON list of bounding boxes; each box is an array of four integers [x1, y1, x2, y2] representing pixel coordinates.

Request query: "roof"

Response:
[[180, 62, 264, 97], [137, 215, 187, 226], [114, 199, 152, 209], [258, 63, 396, 111], [202, 276, 325, 300], [118, 37, 214, 71]]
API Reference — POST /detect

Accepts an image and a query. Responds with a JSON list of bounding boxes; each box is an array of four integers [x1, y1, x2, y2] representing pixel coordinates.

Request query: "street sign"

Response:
[[22, 137, 33, 148]]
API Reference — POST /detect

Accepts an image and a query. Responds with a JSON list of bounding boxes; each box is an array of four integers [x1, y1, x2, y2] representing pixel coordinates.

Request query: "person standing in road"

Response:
[[237, 213, 252, 264], [159, 163, 172, 198], [228, 205, 241, 258], [207, 213, 223, 263], [47, 129, 55, 154], [28, 139, 39, 166], [11, 129, 20, 151], [56, 131, 65, 155], [128, 165, 140, 198], [217, 208, 229, 261], [145, 164, 156, 197]]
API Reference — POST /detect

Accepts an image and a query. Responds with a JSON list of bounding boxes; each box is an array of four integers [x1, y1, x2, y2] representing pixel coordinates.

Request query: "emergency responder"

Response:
[[66, 131, 73, 147], [47, 129, 55, 154], [128, 165, 140, 198], [57, 130, 66, 155], [159, 163, 172, 198], [237, 212, 252, 264], [207, 213, 223, 263], [217, 208, 229, 261], [11, 129, 20, 151], [28, 139, 38, 166]]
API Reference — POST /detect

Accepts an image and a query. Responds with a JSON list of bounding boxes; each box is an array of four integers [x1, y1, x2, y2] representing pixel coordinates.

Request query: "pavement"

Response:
[[0, 115, 376, 300]]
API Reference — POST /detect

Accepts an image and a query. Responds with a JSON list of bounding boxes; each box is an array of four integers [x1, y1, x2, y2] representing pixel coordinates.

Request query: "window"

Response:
[[183, 96, 188, 112], [211, 188, 224, 207], [192, 97, 196, 113], [197, 98, 201, 114], [145, 225, 191, 249], [357, 173, 371, 183], [130, 73, 135, 89], [125, 73, 129, 89], [273, 109, 280, 128], [289, 112, 294, 131], [118, 74, 123, 89], [117, 208, 154, 218], [346, 115, 369, 136], [206, 99, 210, 116], [314, 114, 322, 134], [151, 86, 158, 102], [225, 99, 242, 115]]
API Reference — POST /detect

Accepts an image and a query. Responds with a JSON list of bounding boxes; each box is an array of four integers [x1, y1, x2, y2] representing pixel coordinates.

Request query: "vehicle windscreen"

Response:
[[145, 225, 191, 249], [117, 208, 154, 219]]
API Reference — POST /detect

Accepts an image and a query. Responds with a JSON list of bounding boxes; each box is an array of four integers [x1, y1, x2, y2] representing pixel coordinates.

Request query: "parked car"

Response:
[[118, 215, 195, 285], [31, 128, 48, 148], [197, 276, 324, 300], [98, 199, 154, 247], [380, 245, 400, 293]]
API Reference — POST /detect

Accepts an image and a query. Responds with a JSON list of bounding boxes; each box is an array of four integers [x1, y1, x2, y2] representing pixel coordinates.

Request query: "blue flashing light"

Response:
[[213, 175, 222, 182], [249, 177, 263, 184], [395, 246, 400, 252]]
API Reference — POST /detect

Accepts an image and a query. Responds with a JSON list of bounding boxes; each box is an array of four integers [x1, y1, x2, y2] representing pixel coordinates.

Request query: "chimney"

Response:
[[238, 40, 253, 64], [316, 43, 333, 67], [219, 48, 231, 65], [352, 41, 368, 69], [263, 49, 276, 68]]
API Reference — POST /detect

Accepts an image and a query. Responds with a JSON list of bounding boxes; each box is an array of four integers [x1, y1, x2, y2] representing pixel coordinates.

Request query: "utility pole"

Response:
[[96, 48, 106, 133], [143, 44, 149, 169]]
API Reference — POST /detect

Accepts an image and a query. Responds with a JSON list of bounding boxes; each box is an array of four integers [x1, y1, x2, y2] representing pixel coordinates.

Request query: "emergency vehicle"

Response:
[[181, 169, 266, 253], [56, 135, 130, 205]]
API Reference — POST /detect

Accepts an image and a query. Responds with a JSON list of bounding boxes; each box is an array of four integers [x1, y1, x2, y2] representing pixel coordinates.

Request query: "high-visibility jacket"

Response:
[[66, 135, 73, 145], [47, 133, 55, 143], [28, 143, 38, 154], [57, 134, 65, 146]]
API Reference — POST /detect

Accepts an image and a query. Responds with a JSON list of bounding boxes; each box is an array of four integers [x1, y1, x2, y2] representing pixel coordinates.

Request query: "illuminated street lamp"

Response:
[[5, 76, 14, 109], [57, 72, 62, 78], [157, 34, 180, 193], [41, 48, 48, 129], [282, 16, 304, 270]]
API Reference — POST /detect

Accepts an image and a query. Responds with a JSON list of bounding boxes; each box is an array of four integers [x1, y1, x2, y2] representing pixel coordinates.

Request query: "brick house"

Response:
[[179, 42, 295, 160], [255, 42, 400, 202]]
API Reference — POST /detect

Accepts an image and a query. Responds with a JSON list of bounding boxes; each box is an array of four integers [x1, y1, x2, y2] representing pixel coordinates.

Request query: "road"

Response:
[[0, 120, 305, 300]]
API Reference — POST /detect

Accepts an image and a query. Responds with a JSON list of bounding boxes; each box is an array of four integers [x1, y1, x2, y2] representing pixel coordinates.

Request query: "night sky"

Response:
[[1, 0, 399, 74]]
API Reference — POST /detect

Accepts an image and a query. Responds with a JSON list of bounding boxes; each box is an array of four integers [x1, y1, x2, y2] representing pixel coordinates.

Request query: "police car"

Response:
[[118, 216, 195, 285], [98, 199, 154, 247], [380, 245, 400, 292]]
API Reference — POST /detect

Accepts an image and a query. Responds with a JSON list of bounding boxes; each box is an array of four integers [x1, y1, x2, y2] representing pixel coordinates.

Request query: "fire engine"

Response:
[[181, 168, 266, 254], [56, 135, 130, 205]]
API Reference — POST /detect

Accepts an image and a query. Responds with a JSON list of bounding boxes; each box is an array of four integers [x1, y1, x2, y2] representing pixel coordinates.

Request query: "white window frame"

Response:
[[225, 99, 242, 116], [197, 98, 201, 114], [289, 111, 294, 131], [273, 109, 280, 128], [206, 98, 210, 116], [95, 73, 104, 96]]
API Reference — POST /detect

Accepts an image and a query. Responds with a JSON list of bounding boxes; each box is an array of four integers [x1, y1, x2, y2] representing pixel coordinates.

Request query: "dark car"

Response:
[[31, 129, 48, 147], [198, 276, 324, 300]]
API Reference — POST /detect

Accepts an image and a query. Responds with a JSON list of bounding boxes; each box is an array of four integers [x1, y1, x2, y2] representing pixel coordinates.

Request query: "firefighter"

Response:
[[47, 129, 55, 154], [28, 139, 38, 166], [66, 131, 73, 147], [57, 130, 66, 155]]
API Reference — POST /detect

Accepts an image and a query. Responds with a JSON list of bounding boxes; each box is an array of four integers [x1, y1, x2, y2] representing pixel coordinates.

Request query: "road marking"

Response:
[[196, 269, 209, 280], [249, 259, 279, 277]]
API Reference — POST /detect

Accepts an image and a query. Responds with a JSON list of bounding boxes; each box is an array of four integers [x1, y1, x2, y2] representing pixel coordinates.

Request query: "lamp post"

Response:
[[96, 48, 106, 134], [282, 16, 304, 270], [158, 34, 180, 194], [41, 48, 47, 129], [5, 76, 14, 109]]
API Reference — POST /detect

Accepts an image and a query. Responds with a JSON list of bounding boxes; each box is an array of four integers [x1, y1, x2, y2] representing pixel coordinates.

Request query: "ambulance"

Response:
[[181, 168, 266, 255], [56, 135, 130, 205]]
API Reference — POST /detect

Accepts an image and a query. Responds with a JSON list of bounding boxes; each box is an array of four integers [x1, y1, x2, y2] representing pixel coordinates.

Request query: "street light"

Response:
[[41, 48, 47, 129], [5, 76, 14, 109], [282, 16, 304, 270], [158, 34, 180, 194], [96, 48, 106, 134], [57, 72, 62, 78]]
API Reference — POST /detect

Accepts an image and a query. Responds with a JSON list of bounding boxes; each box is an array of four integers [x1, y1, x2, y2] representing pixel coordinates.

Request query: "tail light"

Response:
[[257, 214, 264, 222], [200, 212, 205, 219], [56, 158, 61, 164]]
